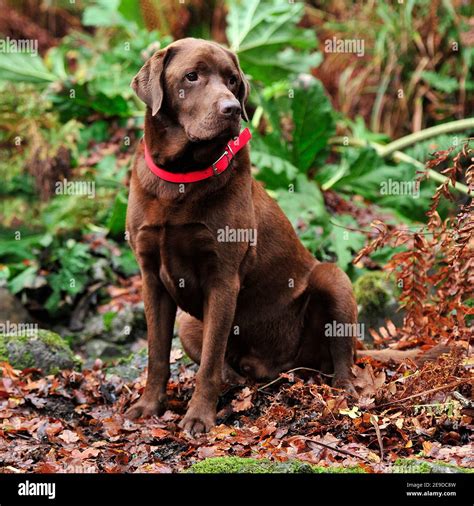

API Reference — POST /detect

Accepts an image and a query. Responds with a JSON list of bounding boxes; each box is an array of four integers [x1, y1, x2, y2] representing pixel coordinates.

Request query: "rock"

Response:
[[186, 457, 366, 474], [0, 329, 77, 374], [84, 339, 123, 360], [106, 347, 148, 382], [0, 288, 33, 324], [79, 303, 146, 344]]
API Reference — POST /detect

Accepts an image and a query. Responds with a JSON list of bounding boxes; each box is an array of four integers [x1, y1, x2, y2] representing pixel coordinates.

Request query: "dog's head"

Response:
[[131, 38, 249, 142]]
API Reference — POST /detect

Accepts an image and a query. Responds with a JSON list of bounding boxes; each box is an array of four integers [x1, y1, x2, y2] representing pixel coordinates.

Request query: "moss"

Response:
[[354, 271, 390, 315], [187, 457, 472, 474], [393, 458, 473, 474], [35, 329, 71, 350], [185, 457, 366, 474]]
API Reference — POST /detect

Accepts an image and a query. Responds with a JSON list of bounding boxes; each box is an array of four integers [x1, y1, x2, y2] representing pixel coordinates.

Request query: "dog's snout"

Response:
[[219, 98, 241, 117]]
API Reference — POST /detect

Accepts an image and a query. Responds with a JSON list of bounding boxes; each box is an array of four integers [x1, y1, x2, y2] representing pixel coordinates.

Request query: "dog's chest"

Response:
[[151, 222, 219, 317]]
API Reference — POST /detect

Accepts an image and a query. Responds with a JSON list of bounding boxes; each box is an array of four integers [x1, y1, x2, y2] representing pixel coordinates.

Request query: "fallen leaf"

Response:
[[232, 387, 253, 413], [59, 430, 79, 444]]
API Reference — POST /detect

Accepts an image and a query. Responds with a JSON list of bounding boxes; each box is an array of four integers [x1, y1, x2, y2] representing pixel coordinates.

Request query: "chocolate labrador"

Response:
[[125, 38, 357, 435]]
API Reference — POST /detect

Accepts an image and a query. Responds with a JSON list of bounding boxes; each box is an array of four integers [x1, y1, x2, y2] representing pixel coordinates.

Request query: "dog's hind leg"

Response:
[[178, 312, 245, 384], [178, 312, 204, 365], [298, 263, 357, 395]]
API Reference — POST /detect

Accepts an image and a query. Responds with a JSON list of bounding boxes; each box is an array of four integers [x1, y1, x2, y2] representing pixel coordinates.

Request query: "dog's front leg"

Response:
[[126, 268, 176, 419], [179, 277, 239, 435]]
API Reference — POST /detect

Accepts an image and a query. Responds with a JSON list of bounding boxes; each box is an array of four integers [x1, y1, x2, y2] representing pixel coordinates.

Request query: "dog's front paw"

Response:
[[125, 396, 167, 420], [333, 376, 358, 398], [179, 406, 215, 436]]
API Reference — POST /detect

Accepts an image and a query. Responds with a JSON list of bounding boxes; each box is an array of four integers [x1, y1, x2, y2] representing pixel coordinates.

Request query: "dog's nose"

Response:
[[219, 98, 241, 117]]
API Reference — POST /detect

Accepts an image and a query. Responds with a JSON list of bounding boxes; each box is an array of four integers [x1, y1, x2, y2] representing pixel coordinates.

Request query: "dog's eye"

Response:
[[229, 75, 238, 86], [185, 72, 198, 82]]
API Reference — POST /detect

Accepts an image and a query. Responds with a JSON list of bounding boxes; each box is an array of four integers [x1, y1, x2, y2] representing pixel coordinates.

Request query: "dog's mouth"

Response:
[[185, 118, 240, 143]]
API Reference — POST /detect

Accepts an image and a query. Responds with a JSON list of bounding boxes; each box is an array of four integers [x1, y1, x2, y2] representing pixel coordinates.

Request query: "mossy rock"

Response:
[[106, 347, 148, 382], [353, 271, 405, 343], [185, 457, 366, 474], [354, 271, 391, 315], [393, 458, 474, 474], [79, 304, 146, 346], [0, 329, 77, 374]]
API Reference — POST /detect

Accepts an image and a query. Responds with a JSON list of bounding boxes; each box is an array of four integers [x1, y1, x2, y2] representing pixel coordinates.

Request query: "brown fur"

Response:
[[125, 38, 358, 435]]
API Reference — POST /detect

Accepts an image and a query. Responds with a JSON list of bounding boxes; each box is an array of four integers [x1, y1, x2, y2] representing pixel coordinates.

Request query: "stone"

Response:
[[106, 347, 148, 382], [79, 303, 146, 344], [0, 329, 77, 374]]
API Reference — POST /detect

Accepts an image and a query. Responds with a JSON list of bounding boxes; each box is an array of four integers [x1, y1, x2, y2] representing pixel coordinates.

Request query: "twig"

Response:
[[306, 438, 371, 464], [376, 379, 469, 409], [258, 367, 333, 392], [371, 415, 384, 462]]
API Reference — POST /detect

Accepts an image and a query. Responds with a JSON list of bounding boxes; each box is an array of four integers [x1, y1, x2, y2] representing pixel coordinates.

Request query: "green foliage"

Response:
[[0, 0, 469, 315], [0, 18, 171, 120], [274, 175, 331, 257], [106, 189, 128, 238], [291, 77, 335, 171], [0, 53, 58, 84], [328, 215, 366, 272], [45, 28, 171, 121], [253, 76, 335, 182], [45, 240, 95, 313], [226, 0, 321, 84], [315, 146, 449, 223]]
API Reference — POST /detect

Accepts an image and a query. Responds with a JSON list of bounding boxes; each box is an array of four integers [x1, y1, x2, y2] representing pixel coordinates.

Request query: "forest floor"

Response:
[[0, 339, 472, 473]]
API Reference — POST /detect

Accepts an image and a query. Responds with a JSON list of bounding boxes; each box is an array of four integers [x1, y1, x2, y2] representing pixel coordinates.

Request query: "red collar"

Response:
[[143, 128, 252, 184]]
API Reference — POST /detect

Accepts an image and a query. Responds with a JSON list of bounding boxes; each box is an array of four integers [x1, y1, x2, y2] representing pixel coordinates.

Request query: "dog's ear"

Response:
[[237, 69, 250, 122], [226, 50, 250, 122], [131, 48, 170, 116]]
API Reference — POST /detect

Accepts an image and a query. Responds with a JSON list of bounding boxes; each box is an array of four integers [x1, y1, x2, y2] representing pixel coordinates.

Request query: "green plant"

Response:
[[226, 0, 321, 85], [45, 239, 95, 314]]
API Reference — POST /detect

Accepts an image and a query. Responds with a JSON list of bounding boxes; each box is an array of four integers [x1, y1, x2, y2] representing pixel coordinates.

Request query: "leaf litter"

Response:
[[0, 339, 472, 473]]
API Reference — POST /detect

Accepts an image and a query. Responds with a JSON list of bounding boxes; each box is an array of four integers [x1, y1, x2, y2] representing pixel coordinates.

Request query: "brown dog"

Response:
[[125, 38, 357, 435]]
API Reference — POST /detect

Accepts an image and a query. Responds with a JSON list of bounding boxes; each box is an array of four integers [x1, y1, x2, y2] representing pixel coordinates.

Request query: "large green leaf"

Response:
[[251, 133, 298, 188], [252, 150, 299, 190], [328, 215, 365, 271], [107, 190, 128, 238], [275, 174, 328, 227], [226, 0, 321, 83], [83, 0, 126, 28], [0, 53, 57, 84], [291, 77, 335, 171], [8, 265, 40, 294]]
